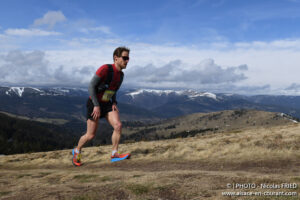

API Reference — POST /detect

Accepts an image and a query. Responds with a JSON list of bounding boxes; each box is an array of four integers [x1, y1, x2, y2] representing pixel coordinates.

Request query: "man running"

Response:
[[72, 46, 131, 166]]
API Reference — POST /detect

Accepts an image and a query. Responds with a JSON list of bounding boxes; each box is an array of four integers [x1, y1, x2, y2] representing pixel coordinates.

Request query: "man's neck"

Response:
[[114, 63, 122, 71]]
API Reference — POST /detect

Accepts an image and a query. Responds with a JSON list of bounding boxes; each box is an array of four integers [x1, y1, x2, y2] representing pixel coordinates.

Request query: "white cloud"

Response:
[[33, 11, 66, 28], [128, 39, 300, 90], [124, 59, 248, 89], [91, 26, 111, 34], [286, 83, 300, 91], [0, 34, 19, 51], [79, 26, 112, 34], [0, 50, 93, 86], [0, 33, 6, 39], [5, 28, 61, 36], [234, 39, 300, 50], [0, 50, 50, 84]]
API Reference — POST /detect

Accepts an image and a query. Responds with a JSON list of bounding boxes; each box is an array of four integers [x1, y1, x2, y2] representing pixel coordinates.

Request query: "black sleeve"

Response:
[[88, 74, 102, 106], [112, 93, 117, 105]]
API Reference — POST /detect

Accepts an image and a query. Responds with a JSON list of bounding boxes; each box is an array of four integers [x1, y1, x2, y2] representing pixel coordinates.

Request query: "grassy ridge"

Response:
[[122, 109, 296, 141]]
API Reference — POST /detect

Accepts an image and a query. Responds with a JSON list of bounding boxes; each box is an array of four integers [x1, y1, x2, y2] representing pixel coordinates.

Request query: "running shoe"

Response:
[[72, 148, 82, 166], [111, 152, 131, 163]]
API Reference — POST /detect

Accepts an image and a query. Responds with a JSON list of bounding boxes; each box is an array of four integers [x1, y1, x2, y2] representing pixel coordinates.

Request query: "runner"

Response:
[[72, 47, 131, 166]]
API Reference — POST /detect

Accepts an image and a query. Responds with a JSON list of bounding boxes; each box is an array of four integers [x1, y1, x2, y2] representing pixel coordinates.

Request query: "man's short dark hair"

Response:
[[113, 46, 130, 59]]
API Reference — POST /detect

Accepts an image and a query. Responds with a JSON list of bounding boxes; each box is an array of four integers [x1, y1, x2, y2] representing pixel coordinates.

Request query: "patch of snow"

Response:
[[7, 87, 25, 97], [223, 93, 234, 96], [127, 89, 177, 98], [60, 89, 70, 93], [126, 90, 143, 98], [203, 92, 217, 100], [29, 87, 42, 92], [189, 92, 217, 100]]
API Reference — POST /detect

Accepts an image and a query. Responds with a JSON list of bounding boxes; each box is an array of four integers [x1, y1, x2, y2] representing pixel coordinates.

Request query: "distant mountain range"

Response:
[[118, 89, 300, 119], [1, 86, 300, 121], [1, 86, 299, 155]]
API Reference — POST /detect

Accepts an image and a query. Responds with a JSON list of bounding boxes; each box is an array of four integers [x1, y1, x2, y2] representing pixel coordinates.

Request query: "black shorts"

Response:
[[86, 98, 113, 120]]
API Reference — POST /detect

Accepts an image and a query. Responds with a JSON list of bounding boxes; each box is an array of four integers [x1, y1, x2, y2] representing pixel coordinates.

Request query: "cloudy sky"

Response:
[[0, 0, 300, 95]]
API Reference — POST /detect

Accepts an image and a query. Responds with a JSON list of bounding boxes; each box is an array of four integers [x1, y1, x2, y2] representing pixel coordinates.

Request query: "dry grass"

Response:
[[0, 123, 300, 199]]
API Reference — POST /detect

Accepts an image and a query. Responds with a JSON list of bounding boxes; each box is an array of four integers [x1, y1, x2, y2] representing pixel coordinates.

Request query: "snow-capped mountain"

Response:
[[4, 87, 46, 97], [1, 86, 88, 97], [0, 86, 161, 122], [118, 89, 300, 118], [125, 89, 218, 100], [117, 89, 253, 117], [0, 86, 88, 123]]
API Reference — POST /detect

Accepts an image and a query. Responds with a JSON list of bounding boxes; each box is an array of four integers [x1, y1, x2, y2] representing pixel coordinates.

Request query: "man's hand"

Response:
[[91, 106, 101, 120], [112, 104, 119, 112]]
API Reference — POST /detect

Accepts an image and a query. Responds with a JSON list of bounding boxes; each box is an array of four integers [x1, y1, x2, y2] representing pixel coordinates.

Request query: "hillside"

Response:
[[1, 109, 297, 155], [73, 109, 298, 146], [0, 113, 79, 155], [0, 123, 299, 199], [122, 109, 298, 141]]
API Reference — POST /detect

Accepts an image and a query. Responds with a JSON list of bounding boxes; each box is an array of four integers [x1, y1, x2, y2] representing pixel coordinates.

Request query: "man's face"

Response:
[[115, 51, 129, 70]]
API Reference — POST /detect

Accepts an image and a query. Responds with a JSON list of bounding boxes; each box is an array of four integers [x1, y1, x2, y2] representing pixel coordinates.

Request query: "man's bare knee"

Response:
[[114, 122, 122, 132], [85, 133, 95, 141]]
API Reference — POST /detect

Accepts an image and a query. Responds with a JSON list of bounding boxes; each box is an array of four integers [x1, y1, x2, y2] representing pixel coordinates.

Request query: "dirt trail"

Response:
[[1, 157, 300, 200]]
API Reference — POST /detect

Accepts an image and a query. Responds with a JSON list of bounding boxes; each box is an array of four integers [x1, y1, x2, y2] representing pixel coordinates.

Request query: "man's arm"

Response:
[[111, 93, 117, 105], [88, 74, 102, 106]]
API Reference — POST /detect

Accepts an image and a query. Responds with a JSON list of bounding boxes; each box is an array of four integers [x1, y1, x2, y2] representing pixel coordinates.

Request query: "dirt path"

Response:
[[1, 158, 300, 200]]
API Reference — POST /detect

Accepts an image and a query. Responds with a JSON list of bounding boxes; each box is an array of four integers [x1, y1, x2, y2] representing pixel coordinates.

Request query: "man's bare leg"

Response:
[[106, 110, 122, 152], [77, 118, 99, 151]]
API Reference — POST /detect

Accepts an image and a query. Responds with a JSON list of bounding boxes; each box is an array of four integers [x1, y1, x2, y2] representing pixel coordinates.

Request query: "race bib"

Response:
[[101, 90, 115, 102]]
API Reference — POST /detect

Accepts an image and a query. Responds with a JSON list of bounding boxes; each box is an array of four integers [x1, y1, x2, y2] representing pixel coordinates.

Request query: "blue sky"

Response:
[[0, 0, 300, 95]]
